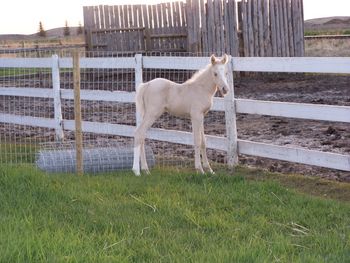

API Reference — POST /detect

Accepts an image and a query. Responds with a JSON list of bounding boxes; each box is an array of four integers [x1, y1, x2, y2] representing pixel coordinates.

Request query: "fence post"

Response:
[[225, 56, 238, 169], [73, 51, 83, 176], [135, 54, 143, 126], [51, 54, 64, 141]]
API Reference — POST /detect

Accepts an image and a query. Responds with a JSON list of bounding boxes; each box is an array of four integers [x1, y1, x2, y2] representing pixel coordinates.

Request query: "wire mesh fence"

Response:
[[0, 50, 228, 173]]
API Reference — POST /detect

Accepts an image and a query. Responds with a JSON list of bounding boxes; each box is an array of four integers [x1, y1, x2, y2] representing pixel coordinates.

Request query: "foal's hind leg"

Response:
[[191, 113, 205, 174], [133, 113, 160, 176], [140, 142, 150, 174]]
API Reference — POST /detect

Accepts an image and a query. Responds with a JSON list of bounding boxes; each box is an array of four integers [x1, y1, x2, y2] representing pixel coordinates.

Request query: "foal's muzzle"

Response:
[[220, 86, 228, 96]]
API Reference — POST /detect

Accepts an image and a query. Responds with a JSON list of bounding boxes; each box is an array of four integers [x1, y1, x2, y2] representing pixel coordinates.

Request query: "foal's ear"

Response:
[[210, 54, 216, 65], [221, 54, 229, 64]]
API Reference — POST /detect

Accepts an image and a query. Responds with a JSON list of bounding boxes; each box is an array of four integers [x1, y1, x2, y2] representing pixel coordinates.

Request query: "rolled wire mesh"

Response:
[[36, 140, 155, 174]]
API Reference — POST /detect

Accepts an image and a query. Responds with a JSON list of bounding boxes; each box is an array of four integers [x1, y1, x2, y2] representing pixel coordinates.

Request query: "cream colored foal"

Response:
[[133, 54, 230, 176]]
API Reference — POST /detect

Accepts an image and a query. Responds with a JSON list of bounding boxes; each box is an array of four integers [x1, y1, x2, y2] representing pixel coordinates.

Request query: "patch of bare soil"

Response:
[[232, 73, 350, 182]]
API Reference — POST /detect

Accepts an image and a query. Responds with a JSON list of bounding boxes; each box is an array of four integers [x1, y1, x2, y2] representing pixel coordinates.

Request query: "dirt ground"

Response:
[[231, 73, 350, 182]]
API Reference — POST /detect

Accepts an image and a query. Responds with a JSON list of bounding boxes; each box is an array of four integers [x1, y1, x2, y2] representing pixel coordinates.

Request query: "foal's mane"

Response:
[[184, 64, 211, 85]]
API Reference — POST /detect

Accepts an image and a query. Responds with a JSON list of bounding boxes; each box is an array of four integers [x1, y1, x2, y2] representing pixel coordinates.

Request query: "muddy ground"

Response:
[[232, 73, 350, 182]]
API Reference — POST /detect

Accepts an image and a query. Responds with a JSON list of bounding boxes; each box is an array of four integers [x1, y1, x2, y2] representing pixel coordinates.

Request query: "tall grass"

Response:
[[0, 165, 349, 262]]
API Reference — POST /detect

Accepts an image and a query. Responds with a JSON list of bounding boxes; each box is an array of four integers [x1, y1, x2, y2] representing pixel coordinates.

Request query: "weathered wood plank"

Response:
[[193, 0, 200, 52], [247, 0, 254, 56], [231, 0, 239, 57], [160, 3, 167, 49], [180, 1, 187, 50], [282, 0, 290, 56], [166, 2, 173, 50], [299, 0, 305, 56], [274, 0, 281, 56], [219, 0, 225, 54], [286, 0, 294, 56], [186, 0, 194, 52], [269, 0, 277, 56], [114, 6, 121, 51], [199, 0, 207, 53], [99, 5, 105, 29], [152, 4, 159, 49], [258, 0, 264, 56], [104, 5, 110, 29], [207, 0, 215, 53], [262, 0, 271, 56], [172, 1, 180, 50], [224, 0, 231, 54], [147, 5, 154, 50], [241, 0, 249, 56], [253, 0, 259, 56], [213, 0, 221, 54], [278, 0, 286, 56], [136, 5, 144, 50]]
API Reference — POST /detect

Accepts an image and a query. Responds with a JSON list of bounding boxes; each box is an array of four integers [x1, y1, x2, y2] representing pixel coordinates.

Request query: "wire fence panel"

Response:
[[0, 50, 226, 172], [1, 51, 349, 175], [0, 52, 56, 165]]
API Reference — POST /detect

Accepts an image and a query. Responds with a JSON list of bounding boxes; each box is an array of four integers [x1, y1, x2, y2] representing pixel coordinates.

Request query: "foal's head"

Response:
[[210, 54, 229, 96]]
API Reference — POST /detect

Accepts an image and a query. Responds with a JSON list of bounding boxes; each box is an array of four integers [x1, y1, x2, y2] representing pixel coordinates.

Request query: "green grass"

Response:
[[0, 68, 51, 77], [0, 143, 37, 163], [305, 29, 350, 36], [0, 165, 349, 262]]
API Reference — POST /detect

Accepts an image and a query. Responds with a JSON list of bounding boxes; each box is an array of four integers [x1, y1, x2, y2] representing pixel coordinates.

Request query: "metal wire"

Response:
[[36, 140, 155, 174]]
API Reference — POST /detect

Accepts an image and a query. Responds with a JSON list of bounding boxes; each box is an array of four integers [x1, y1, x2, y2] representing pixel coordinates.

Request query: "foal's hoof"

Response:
[[203, 166, 215, 175], [132, 169, 141, 176], [142, 169, 151, 175], [195, 168, 205, 174]]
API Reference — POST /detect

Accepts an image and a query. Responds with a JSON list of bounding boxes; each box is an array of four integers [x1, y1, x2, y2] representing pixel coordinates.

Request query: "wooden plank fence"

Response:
[[1, 55, 350, 172], [83, 2, 187, 53], [83, 0, 304, 56]]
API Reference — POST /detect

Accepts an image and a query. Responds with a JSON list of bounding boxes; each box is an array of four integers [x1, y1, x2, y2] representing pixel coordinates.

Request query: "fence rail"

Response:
[[0, 55, 349, 172]]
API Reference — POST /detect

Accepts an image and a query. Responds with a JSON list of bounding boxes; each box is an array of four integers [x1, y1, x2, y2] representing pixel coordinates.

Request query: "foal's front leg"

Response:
[[191, 113, 205, 174], [200, 129, 215, 174]]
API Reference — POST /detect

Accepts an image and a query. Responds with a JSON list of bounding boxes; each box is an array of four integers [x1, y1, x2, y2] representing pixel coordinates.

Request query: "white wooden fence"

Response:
[[0, 55, 350, 172]]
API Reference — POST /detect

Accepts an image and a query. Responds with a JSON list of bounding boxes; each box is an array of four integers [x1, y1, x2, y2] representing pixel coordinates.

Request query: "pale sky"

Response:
[[0, 0, 349, 35]]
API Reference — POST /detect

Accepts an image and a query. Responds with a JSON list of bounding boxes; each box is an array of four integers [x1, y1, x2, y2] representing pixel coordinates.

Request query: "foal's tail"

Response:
[[135, 83, 146, 120]]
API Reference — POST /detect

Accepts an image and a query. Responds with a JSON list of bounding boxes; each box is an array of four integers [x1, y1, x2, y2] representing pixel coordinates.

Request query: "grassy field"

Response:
[[0, 164, 349, 262], [305, 38, 350, 57]]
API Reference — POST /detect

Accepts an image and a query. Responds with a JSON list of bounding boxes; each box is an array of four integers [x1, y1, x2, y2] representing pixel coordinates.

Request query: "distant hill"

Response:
[[0, 27, 81, 41], [305, 16, 350, 32]]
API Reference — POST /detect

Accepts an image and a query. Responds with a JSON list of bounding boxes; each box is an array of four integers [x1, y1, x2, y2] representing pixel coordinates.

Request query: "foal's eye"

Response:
[[214, 73, 218, 77]]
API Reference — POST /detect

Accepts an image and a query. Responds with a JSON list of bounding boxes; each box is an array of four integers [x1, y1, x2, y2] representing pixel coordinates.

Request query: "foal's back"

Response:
[[140, 78, 194, 118]]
